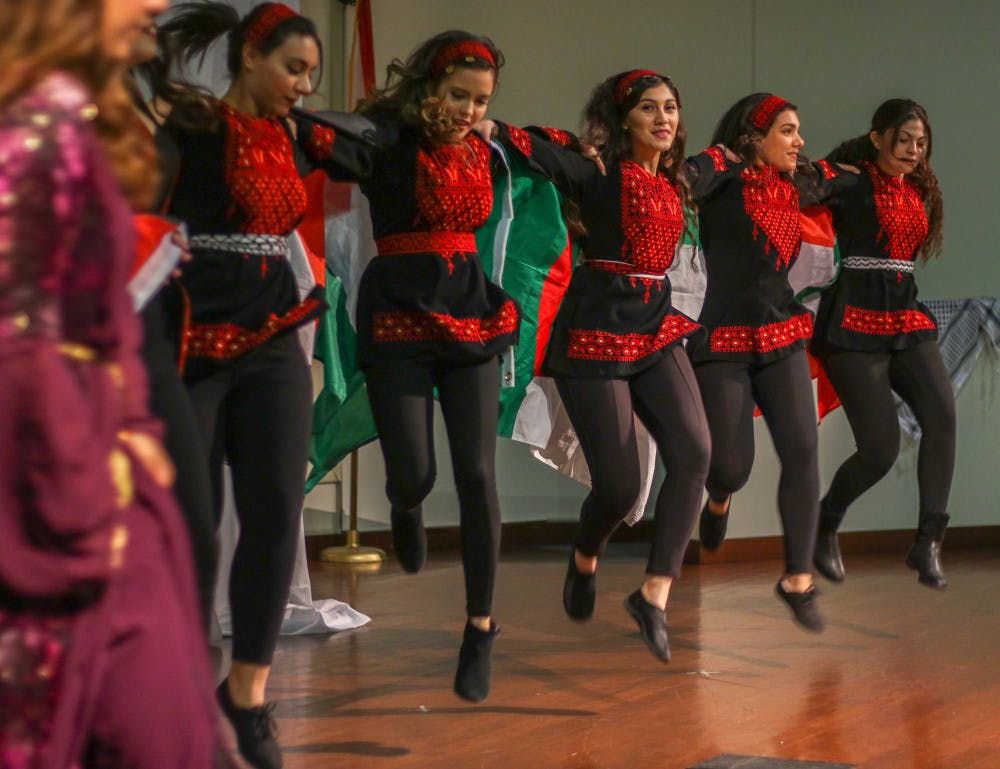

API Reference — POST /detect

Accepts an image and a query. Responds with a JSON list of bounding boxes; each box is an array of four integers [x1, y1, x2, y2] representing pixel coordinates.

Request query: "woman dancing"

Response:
[[687, 93, 854, 631], [268, 30, 520, 701], [811, 99, 953, 589], [157, 2, 331, 765], [488, 69, 710, 662]]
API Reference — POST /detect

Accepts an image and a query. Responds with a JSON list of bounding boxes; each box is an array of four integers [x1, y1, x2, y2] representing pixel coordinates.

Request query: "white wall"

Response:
[[320, 0, 999, 535]]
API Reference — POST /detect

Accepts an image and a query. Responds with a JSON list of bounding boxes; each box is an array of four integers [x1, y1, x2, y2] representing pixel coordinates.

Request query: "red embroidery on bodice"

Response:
[[220, 103, 306, 235], [505, 125, 533, 156], [620, 161, 684, 274], [741, 164, 801, 270], [414, 136, 493, 231], [866, 162, 928, 262], [703, 146, 728, 172]]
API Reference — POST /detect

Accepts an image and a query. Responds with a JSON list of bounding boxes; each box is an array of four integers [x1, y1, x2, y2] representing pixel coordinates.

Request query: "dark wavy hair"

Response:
[[582, 71, 693, 214], [826, 99, 943, 260], [157, 1, 323, 88], [357, 30, 503, 142], [708, 92, 819, 195], [131, 54, 218, 132]]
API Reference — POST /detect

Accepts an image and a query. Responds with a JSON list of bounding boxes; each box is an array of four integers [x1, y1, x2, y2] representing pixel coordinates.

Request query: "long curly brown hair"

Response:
[[826, 99, 943, 261], [0, 0, 158, 209], [357, 30, 503, 143], [582, 71, 695, 221]]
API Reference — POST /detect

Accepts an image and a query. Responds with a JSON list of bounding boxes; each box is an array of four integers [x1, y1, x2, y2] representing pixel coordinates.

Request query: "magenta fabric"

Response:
[[1, 73, 217, 769]]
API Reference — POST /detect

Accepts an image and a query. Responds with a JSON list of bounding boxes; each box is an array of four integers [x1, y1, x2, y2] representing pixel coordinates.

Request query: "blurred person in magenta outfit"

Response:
[[0, 1, 231, 767]]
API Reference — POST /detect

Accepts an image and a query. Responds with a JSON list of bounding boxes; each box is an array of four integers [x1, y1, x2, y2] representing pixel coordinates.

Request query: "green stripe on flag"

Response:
[[476, 151, 574, 438], [307, 272, 377, 492]]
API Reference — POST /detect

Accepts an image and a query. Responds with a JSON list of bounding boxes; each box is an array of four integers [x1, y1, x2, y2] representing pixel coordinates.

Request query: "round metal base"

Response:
[[319, 530, 385, 565]]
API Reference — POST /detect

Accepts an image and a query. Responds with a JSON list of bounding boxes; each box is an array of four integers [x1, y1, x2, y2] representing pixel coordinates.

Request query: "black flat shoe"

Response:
[[775, 581, 825, 633], [390, 506, 426, 573], [623, 589, 670, 663], [699, 498, 729, 552], [216, 681, 283, 769], [906, 540, 948, 590], [454, 621, 499, 703], [814, 527, 845, 582], [562, 550, 596, 621]]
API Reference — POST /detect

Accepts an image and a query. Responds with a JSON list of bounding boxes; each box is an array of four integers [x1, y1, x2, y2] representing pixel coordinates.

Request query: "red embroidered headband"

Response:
[[750, 95, 792, 131], [244, 3, 299, 49], [614, 70, 663, 104], [429, 40, 497, 78]]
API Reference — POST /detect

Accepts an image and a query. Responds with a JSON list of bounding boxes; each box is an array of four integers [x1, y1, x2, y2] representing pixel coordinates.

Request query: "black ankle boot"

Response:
[[216, 681, 282, 769], [699, 496, 730, 552], [390, 506, 426, 573], [563, 549, 596, 621], [454, 621, 499, 703], [775, 580, 825, 633], [623, 589, 670, 662], [906, 512, 949, 590], [813, 499, 846, 583]]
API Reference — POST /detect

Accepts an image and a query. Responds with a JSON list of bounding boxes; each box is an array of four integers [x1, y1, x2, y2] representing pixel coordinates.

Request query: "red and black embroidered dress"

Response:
[[686, 148, 852, 364], [494, 123, 700, 378], [293, 114, 520, 369], [812, 161, 936, 353], [166, 101, 327, 379]]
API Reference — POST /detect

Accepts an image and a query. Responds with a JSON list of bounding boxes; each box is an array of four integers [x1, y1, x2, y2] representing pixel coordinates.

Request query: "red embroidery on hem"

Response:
[[505, 125, 533, 156], [372, 300, 518, 344], [865, 162, 928, 262], [567, 314, 699, 362], [703, 146, 727, 172], [710, 313, 813, 353], [185, 298, 322, 359], [841, 306, 936, 336]]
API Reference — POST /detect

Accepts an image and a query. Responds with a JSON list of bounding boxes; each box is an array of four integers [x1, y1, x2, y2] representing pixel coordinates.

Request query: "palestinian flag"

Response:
[[304, 148, 842, 517]]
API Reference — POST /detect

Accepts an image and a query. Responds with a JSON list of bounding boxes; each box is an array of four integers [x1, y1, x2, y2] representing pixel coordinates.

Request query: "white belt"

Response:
[[189, 233, 289, 257], [843, 256, 914, 273]]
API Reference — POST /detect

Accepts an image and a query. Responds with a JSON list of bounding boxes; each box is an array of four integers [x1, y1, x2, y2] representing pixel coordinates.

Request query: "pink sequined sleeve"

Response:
[[0, 73, 146, 597]]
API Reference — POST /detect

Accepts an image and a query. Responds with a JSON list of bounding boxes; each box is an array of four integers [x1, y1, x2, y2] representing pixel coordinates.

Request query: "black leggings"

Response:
[[366, 358, 502, 618], [141, 294, 217, 632], [556, 346, 711, 577], [186, 333, 313, 665], [694, 349, 819, 574], [819, 340, 956, 519]]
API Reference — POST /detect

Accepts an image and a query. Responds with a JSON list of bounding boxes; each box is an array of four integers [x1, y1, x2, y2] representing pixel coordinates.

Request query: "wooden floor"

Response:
[[253, 545, 1000, 769]]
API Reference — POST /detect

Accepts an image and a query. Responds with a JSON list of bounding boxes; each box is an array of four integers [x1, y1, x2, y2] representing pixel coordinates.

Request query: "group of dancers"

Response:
[[0, 1, 955, 768]]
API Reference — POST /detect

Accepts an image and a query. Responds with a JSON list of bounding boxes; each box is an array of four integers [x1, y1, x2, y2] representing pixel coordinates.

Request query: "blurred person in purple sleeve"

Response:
[[0, 1, 239, 767]]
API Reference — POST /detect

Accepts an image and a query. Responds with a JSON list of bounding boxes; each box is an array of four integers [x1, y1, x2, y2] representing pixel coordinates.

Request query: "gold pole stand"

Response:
[[320, 449, 385, 565]]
